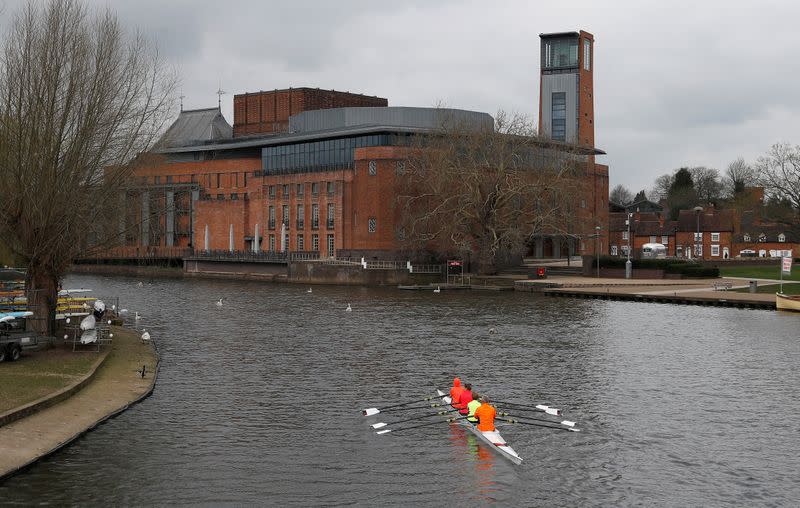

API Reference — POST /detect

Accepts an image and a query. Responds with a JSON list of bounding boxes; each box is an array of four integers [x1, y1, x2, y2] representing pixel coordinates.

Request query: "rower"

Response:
[[474, 396, 497, 432], [466, 392, 481, 423], [449, 377, 464, 408], [457, 383, 473, 415]]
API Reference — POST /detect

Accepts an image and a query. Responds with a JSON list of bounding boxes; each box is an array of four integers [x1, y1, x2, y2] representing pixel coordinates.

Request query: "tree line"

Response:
[[610, 145, 800, 223]]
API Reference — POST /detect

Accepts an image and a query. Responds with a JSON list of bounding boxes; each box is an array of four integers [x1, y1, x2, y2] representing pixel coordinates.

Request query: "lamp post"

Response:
[[625, 213, 633, 279], [693, 206, 703, 261], [595, 225, 601, 278]]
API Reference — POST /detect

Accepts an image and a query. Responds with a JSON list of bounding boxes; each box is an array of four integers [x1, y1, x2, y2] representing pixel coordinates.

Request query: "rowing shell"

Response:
[[437, 389, 523, 465]]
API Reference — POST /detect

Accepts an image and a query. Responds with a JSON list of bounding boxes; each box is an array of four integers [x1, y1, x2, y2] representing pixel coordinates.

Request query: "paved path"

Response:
[[0, 327, 157, 479]]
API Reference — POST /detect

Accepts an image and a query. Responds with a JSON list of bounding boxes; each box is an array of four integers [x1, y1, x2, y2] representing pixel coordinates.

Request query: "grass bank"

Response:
[[733, 282, 800, 295], [719, 264, 800, 282]]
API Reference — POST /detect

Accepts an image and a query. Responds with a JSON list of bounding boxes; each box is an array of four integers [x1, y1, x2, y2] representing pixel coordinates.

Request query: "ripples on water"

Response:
[[1, 275, 799, 506]]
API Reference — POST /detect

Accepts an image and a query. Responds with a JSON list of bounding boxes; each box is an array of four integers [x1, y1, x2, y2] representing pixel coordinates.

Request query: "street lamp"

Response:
[[625, 212, 633, 279], [595, 225, 601, 278], [693, 206, 703, 261]]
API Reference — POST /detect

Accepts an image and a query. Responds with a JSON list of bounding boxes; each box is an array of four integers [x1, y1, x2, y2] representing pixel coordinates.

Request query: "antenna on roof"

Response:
[[179, 91, 185, 112], [216, 81, 226, 111]]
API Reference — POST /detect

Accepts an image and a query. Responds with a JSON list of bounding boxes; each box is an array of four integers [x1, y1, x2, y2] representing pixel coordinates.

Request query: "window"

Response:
[[710, 232, 720, 242], [759, 233, 767, 242], [368, 217, 377, 233], [297, 204, 304, 229], [694, 245, 703, 257], [311, 182, 319, 195], [269, 185, 275, 198], [326, 203, 335, 228], [622, 231, 629, 240], [583, 39, 591, 71], [778, 233, 786, 242], [282, 184, 289, 198], [327, 234, 335, 257], [230, 193, 238, 200], [233, 173, 238, 188], [662, 236, 669, 245], [282, 205, 289, 228], [744, 234, 751, 242], [311, 204, 319, 229], [580, 199, 586, 208], [711, 245, 720, 257], [216, 194, 224, 200], [216, 173, 221, 188], [243, 172, 247, 187], [694, 232, 703, 241], [268, 234, 275, 251], [268, 206, 275, 229], [297, 183, 304, 197], [297, 235, 304, 250], [368, 160, 377, 175], [621, 245, 629, 256], [650, 236, 656, 243], [284, 234, 289, 252], [396, 161, 406, 175], [611, 245, 618, 256], [312, 234, 319, 251], [551, 92, 566, 141], [327, 181, 334, 195]]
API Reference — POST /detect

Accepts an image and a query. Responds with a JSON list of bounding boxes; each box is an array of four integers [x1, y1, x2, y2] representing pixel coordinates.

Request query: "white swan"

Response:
[[433, 286, 441, 293], [346, 303, 352, 312], [137, 281, 143, 288], [141, 329, 151, 343], [216, 298, 224, 307], [135, 311, 141, 320], [307, 288, 313, 293]]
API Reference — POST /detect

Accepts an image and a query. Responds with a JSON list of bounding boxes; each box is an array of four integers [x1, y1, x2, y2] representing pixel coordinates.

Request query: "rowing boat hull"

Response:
[[776, 293, 800, 312], [437, 390, 522, 465]]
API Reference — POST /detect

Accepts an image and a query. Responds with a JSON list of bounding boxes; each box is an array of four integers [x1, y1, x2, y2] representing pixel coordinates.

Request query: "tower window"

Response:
[[551, 92, 566, 141], [584, 39, 591, 71]]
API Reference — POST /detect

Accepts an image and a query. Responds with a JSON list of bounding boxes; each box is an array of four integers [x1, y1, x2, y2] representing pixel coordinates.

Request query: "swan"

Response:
[[307, 288, 313, 293], [346, 303, 352, 312], [216, 298, 224, 307], [137, 281, 143, 288], [433, 286, 441, 293], [135, 312, 141, 320], [141, 329, 151, 343]]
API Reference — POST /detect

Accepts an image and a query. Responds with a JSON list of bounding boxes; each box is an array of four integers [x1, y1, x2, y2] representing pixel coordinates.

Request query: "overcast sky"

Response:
[[2, 0, 800, 194]]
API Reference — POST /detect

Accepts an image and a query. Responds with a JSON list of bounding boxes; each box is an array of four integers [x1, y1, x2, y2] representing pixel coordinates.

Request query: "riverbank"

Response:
[[0, 327, 158, 480]]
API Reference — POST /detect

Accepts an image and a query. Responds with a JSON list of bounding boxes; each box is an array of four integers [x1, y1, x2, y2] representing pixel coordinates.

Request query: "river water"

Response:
[[1, 274, 799, 506]]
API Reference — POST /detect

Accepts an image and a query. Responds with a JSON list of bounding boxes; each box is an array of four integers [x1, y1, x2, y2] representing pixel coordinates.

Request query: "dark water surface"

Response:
[[1, 274, 799, 506]]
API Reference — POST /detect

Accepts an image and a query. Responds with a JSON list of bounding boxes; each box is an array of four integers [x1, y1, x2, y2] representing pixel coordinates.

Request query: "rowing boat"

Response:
[[776, 292, 800, 312], [436, 389, 522, 465]]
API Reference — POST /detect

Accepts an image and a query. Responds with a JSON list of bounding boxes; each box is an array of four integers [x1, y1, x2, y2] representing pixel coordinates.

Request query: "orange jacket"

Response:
[[474, 402, 496, 432], [450, 378, 464, 407]]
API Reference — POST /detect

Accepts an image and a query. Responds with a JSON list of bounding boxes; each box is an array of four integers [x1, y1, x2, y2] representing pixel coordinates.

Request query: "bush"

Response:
[[596, 256, 691, 270], [679, 266, 720, 278]]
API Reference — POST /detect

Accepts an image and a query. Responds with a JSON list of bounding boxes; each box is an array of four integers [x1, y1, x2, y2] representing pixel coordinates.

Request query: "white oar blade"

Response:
[[568, 427, 580, 432], [376, 429, 392, 435], [371, 422, 387, 429], [545, 407, 561, 416], [362, 408, 380, 416], [561, 420, 576, 427]]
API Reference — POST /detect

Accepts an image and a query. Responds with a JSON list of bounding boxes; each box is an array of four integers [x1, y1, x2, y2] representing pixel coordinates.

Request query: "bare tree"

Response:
[[397, 110, 584, 275], [755, 143, 800, 211], [690, 166, 723, 204], [609, 184, 633, 206], [0, 0, 176, 334], [650, 173, 673, 201], [723, 157, 755, 198]]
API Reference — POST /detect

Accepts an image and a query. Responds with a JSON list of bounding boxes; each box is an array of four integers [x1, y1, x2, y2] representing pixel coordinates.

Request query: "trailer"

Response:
[[0, 313, 38, 363]]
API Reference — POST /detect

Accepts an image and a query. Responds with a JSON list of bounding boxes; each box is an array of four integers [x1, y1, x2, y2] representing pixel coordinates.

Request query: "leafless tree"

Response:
[[0, 0, 176, 334], [397, 111, 585, 275], [723, 157, 755, 198], [650, 173, 673, 201], [690, 166, 723, 204], [609, 184, 633, 206], [755, 143, 800, 211]]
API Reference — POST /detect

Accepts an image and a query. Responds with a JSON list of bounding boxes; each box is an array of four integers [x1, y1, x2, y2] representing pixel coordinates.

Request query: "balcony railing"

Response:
[[189, 249, 289, 263]]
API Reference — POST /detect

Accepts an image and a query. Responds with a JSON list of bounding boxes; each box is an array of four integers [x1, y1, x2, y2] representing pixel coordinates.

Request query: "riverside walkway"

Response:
[[0, 327, 158, 480]]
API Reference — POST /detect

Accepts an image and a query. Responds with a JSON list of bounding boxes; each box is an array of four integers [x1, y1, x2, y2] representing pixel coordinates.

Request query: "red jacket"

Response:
[[457, 390, 473, 414], [449, 378, 464, 407]]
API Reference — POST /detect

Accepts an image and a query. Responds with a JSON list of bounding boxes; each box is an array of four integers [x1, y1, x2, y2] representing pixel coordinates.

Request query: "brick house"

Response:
[[675, 207, 736, 260]]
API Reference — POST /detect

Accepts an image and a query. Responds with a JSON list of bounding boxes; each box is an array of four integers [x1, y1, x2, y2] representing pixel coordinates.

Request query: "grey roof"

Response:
[[289, 107, 494, 133], [156, 108, 232, 149]]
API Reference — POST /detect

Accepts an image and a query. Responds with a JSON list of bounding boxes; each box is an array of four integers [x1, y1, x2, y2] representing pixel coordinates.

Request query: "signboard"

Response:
[[782, 256, 792, 274]]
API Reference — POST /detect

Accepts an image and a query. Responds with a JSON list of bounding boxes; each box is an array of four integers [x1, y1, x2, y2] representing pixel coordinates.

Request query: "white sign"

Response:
[[782, 256, 793, 274]]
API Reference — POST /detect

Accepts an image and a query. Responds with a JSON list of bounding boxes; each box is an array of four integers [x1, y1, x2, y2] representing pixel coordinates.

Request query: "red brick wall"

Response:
[[233, 88, 388, 137], [675, 231, 734, 260], [578, 31, 595, 148]]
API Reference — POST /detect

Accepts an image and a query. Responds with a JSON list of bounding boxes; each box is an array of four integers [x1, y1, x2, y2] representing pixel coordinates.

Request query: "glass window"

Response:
[[551, 92, 566, 141], [312, 234, 319, 251], [711, 232, 720, 242], [622, 231, 629, 240], [611, 245, 618, 256], [327, 203, 335, 228], [368, 161, 377, 175], [312, 182, 319, 195], [711, 245, 720, 257], [662, 236, 669, 245], [543, 37, 578, 69], [368, 217, 377, 233], [268, 185, 275, 198], [283, 184, 289, 198], [311, 204, 319, 229], [282, 205, 289, 227], [779, 233, 786, 242], [583, 39, 591, 71], [268, 206, 275, 229], [297, 183, 304, 196], [327, 234, 335, 257], [744, 234, 751, 242], [297, 235, 304, 251], [694, 232, 703, 241], [327, 181, 334, 195], [269, 234, 275, 251]]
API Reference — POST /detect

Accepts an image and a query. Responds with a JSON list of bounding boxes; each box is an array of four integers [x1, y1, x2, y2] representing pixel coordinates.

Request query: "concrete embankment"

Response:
[[0, 327, 158, 480]]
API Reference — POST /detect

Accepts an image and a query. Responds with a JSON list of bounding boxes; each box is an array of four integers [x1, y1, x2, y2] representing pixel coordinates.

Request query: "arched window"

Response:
[[743, 234, 750, 242], [778, 233, 786, 242]]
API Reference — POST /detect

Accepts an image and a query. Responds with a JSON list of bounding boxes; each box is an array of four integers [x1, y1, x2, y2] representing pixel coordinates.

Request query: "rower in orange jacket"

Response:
[[457, 383, 473, 415], [450, 377, 464, 408], [473, 396, 497, 432]]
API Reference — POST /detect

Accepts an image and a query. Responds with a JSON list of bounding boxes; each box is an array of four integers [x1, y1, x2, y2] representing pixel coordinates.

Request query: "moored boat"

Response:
[[436, 389, 523, 465], [776, 292, 800, 312]]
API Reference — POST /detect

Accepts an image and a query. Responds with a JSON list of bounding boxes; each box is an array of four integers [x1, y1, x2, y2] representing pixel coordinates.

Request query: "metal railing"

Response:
[[189, 250, 289, 263], [78, 246, 193, 260]]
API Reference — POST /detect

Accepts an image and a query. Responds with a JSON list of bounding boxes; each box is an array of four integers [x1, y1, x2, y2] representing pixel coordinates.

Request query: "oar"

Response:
[[362, 394, 440, 416], [371, 408, 459, 429], [376, 415, 469, 435], [496, 417, 580, 432], [371, 402, 451, 414], [497, 411, 575, 427], [492, 400, 562, 415]]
